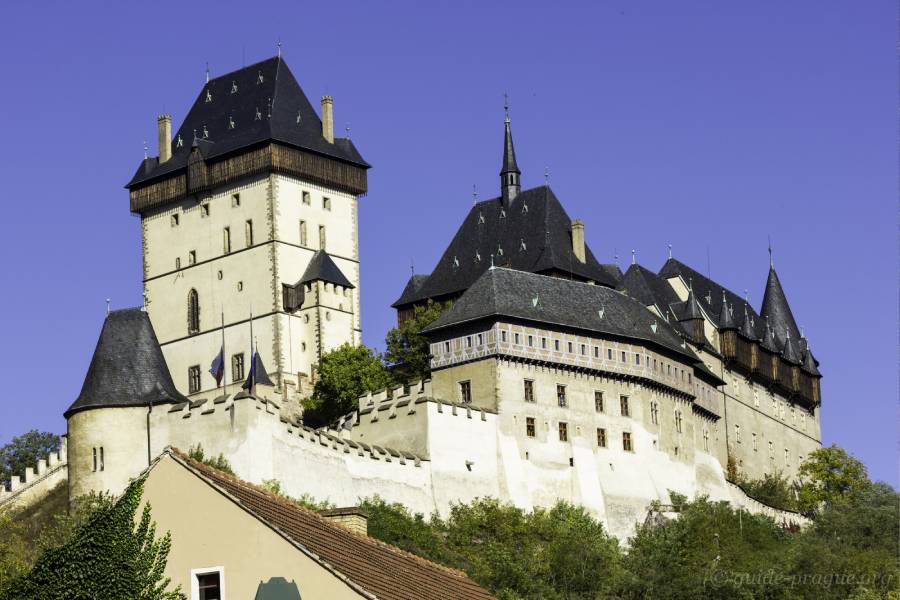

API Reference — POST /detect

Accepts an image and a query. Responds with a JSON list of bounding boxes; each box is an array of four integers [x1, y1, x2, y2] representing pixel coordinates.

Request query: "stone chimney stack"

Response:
[[571, 220, 585, 263], [157, 114, 172, 163], [320, 506, 367, 536], [321, 96, 334, 143]]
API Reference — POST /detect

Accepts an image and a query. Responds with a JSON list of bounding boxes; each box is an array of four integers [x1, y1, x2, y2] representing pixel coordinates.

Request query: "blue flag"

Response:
[[209, 346, 225, 386]]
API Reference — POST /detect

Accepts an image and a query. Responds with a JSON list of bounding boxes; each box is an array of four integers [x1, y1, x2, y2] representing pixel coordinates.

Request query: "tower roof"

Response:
[[299, 250, 354, 288], [759, 266, 801, 345], [500, 114, 520, 176], [679, 285, 704, 321], [619, 264, 681, 320], [65, 308, 186, 418], [718, 291, 736, 330], [781, 331, 801, 364], [128, 56, 368, 189], [739, 303, 757, 339]]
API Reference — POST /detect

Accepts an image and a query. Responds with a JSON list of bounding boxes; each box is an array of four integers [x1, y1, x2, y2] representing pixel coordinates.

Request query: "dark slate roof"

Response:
[[425, 268, 704, 367], [739, 303, 758, 340], [782, 334, 801, 364], [619, 264, 681, 318], [245, 351, 275, 388], [392, 186, 619, 307], [392, 273, 430, 308], [500, 117, 520, 176], [801, 346, 821, 376], [299, 251, 354, 288], [759, 267, 801, 345], [680, 287, 704, 321], [66, 308, 186, 418], [718, 291, 736, 330], [128, 56, 368, 188]]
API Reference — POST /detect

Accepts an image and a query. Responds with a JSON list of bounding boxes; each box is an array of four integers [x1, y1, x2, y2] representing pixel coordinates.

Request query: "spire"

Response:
[[681, 281, 703, 321], [801, 344, 820, 376], [500, 93, 521, 204], [760, 316, 779, 352], [718, 290, 736, 330], [739, 303, 756, 339], [760, 264, 801, 343], [782, 329, 801, 364]]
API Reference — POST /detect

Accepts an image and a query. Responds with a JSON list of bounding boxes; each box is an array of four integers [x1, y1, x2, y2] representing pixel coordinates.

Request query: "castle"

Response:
[[5, 56, 821, 539]]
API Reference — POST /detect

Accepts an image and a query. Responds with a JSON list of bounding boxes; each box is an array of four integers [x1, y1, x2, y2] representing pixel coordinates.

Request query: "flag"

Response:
[[209, 346, 225, 386]]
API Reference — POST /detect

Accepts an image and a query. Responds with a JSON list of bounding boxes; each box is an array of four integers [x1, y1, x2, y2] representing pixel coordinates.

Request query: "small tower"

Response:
[[500, 98, 521, 204]]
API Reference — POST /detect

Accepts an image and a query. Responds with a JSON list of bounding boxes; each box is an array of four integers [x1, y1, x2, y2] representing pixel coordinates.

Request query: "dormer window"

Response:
[[202, 125, 209, 139], [522, 203, 528, 213], [228, 116, 236, 130], [231, 81, 238, 94], [257, 71, 264, 84], [519, 239, 526, 251], [176, 134, 184, 148], [205, 89, 213, 103], [478, 212, 485, 224], [255, 108, 262, 121]]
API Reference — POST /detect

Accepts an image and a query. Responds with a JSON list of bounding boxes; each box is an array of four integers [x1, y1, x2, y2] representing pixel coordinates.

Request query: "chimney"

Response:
[[157, 114, 172, 163], [319, 506, 367, 536], [321, 96, 334, 143], [571, 220, 586, 263]]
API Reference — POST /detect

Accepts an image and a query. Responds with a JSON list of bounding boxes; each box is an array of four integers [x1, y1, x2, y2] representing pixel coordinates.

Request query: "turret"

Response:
[[679, 283, 705, 345], [500, 100, 520, 204]]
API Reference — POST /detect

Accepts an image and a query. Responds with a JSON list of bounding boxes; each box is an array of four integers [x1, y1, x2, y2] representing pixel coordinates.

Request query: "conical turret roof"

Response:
[[781, 331, 801, 364], [500, 114, 520, 177], [760, 267, 801, 344], [718, 290, 736, 329]]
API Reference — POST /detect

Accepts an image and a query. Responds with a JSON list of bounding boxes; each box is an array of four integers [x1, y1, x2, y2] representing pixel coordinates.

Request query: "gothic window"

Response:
[[558, 422, 568, 442], [620, 395, 630, 417], [459, 381, 472, 404], [674, 409, 683, 433], [556, 385, 567, 408], [622, 432, 633, 452], [187, 289, 200, 335], [526, 417, 535, 438], [245, 220, 253, 247], [524, 380, 535, 403], [594, 391, 604, 413], [597, 428, 607, 447], [300, 220, 308, 246], [232, 353, 245, 382], [188, 365, 201, 394]]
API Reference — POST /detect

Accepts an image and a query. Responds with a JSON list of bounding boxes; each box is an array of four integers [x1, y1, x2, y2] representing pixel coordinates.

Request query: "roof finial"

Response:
[[345, 123, 351, 139], [768, 235, 774, 268], [106, 298, 111, 315], [490, 254, 495, 269], [667, 243, 673, 260], [205, 61, 210, 83], [143, 140, 148, 160], [613, 250, 619, 266], [544, 166, 550, 185], [503, 92, 510, 123], [277, 37, 283, 58], [744, 288, 749, 302], [631, 249, 636, 265], [410, 258, 415, 277]]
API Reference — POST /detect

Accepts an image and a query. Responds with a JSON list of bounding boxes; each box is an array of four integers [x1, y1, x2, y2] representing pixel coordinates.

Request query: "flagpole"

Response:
[[220, 311, 226, 396], [249, 304, 254, 395]]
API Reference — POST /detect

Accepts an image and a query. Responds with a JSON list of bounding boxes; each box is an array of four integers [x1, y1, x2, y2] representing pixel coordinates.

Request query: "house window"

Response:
[[175, 257, 181, 270], [232, 353, 245, 382], [323, 196, 331, 210], [245, 220, 254, 247], [231, 193, 240, 207], [621, 351, 626, 362], [635, 354, 640, 365], [302, 190, 311, 205], [187, 289, 200, 334], [223, 227, 231, 254], [501, 330, 507, 342], [466, 336, 472, 348], [675, 409, 683, 433], [193, 568, 224, 600], [188, 365, 201, 394], [514, 333, 520, 344], [524, 380, 535, 403], [623, 432, 633, 452], [300, 220, 308, 246], [593, 346, 599, 358], [201, 203, 210, 217], [459, 381, 472, 404], [444, 341, 451, 352], [703, 429, 710, 451], [526, 417, 535, 438], [541, 337, 547, 349], [189, 250, 197, 265], [527, 335, 533, 347], [558, 422, 568, 442], [477, 333, 483, 345], [318, 225, 326, 249], [580, 344, 586, 355], [620, 395, 629, 417], [556, 385, 567, 407], [597, 428, 607, 448], [594, 391, 604, 413], [171, 214, 179, 227], [99, 447, 104, 471], [650, 401, 659, 425]]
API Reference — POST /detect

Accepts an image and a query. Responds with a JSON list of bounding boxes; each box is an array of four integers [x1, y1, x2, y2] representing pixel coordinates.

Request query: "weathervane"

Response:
[[667, 243, 673, 260], [544, 166, 550, 185], [503, 92, 510, 122], [277, 38, 283, 58]]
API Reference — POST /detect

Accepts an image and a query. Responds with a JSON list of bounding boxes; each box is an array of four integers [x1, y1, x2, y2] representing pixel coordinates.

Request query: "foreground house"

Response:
[[140, 447, 494, 600]]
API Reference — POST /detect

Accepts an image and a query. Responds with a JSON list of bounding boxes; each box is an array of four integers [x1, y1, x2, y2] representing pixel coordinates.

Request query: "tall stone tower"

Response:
[[126, 56, 369, 404]]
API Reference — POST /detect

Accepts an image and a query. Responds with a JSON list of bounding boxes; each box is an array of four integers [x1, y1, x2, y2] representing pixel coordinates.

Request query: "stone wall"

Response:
[[0, 437, 68, 512]]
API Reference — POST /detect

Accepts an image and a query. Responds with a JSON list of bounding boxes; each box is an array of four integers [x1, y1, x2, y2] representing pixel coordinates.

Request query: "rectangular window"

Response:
[[554, 339, 560, 351], [323, 196, 331, 210], [477, 333, 483, 345], [189, 250, 197, 265], [201, 203, 210, 217], [597, 428, 607, 448], [302, 190, 311, 205], [188, 365, 201, 394], [594, 391, 604, 413], [635, 354, 640, 365], [232, 353, 245, 382], [514, 333, 520, 344], [231, 193, 240, 207], [558, 422, 568, 442], [557, 385, 567, 408], [752, 432, 758, 452], [459, 381, 472, 404], [319, 225, 326, 249], [527, 335, 533, 347], [92, 447, 97, 472], [175, 257, 181, 270], [735, 424, 741, 443], [99, 447, 104, 471], [607, 348, 613, 360], [526, 417, 535, 438], [621, 351, 626, 362], [245, 220, 253, 247], [444, 341, 451, 352], [501, 330, 507, 342], [620, 395, 629, 417], [567, 342, 573, 353], [299, 220, 308, 246], [541, 337, 547, 349], [784, 448, 790, 467], [466, 336, 472, 348], [195, 570, 223, 600], [580, 344, 586, 355], [171, 214, 179, 227], [593, 346, 599, 358], [223, 227, 231, 254], [623, 432, 633, 452], [524, 380, 535, 403]]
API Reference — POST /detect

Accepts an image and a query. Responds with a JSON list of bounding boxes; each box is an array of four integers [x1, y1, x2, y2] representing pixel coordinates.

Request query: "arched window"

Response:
[[187, 289, 200, 334]]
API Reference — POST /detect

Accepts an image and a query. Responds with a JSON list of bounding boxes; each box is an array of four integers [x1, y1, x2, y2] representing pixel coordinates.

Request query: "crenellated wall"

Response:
[[0, 437, 68, 512]]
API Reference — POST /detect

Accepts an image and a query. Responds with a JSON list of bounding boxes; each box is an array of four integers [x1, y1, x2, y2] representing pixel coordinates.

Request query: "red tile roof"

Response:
[[168, 448, 495, 600]]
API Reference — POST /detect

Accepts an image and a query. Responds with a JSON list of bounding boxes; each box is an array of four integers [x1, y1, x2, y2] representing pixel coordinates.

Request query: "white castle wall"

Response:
[[0, 437, 68, 512]]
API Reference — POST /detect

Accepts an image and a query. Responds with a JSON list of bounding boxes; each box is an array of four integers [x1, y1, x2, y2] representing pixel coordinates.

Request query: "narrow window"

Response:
[[323, 196, 331, 210], [526, 417, 536, 438], [703, 429, 710, 451], [175, 257, 181, 270], [735, 424, 741, 443], [299, 220, 308, 246], [554, 339, 560, 351], [188, 365, 201, 394], [768, 441, 774, 460], [318, 225, 326, 249], [196, 570, 222, 600], [444, 341, 451, 352], [593, 346, 599, 358], [580, 344, 586, 355], [607, 348, 613, 360], [223, 227, 231, 254], [465, 336, 472, 348], [623, 432, 633, 452], [231, 193, 240, 207], [651, 401, 659, 425], [477, 333, 483, 345], [514, 333, 520, 344], [621, 351, 626, 362], [567, 341, 573, 353], [245, 219, 253, 247], [597, 428, 607, 448], [675, 410, 683, 433], [171, 214, 179, 227], [187, 289, 200, 334], [784, 448, 790, 467], [459, 381, 472, 404], [558, 422, 568, 442], [232, 353, 245, 382], [189, 250, 197, 265], [302, 190, 311, 205], [541, 337, 547, 349], [99, 447, 104, 471], [620, 395, 629, 417], [92, 447, 97, 472], [501, 330, 507, 342], [635, 354, 640, 365], [752, 432, 758, 452], [524, 380, 535, 403], [527, 335, 533, 347], [556, 385, 567, 408], [201, 203, 210, 217], [594, 391, 604, 413]]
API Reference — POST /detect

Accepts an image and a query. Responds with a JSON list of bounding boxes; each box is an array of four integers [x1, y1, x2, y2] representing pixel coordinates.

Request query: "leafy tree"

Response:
[[360, 497, 452, 566], [302, 343, 392, 428], [2, 476, 182, 600], [0, 431, 60, 487], [797, 444, 871, 516], [187, 444, 234, 476], [384, 300, 446, 384], [736, 471, 798, 513]]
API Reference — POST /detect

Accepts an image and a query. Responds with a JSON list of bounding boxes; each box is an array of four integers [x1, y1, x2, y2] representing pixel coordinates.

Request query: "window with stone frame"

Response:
[[620, 395, 630, 417], [622, 431, 633, 452], [300, 220, 308, 246], [459, 380, 472, 404], [188, 365, 201, 394], [597, 427, 607, 448], [594, 391, 604, 413], [526, 417, 535, 438], [556, 384, 567, 407], [558, 422, 568, 442], [187, 289, 200, 334], [524, 379, 535, 403], [232, 353, 245, 382]]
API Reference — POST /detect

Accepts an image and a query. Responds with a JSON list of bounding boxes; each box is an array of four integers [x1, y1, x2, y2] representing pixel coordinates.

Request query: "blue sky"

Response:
[[0, 1, 896, 485]]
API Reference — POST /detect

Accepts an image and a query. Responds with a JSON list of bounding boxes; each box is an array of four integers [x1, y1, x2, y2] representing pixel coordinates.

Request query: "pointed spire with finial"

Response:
[[740, 303, 756, 339], [667, 244, 673, 260], [718, 290, 736, 329], [500, 93, 521, 204], [760, 253, 801, 343]]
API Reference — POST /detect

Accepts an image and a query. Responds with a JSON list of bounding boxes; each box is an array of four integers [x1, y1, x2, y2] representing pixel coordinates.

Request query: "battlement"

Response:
[[0, 437, 68, 511]]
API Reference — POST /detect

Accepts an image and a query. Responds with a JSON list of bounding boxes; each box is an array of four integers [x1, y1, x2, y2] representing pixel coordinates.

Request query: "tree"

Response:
[[384, 300, 446, 384], [797, 445, 871, 516], [2, 476, 182, 600], [0, 431, 60, 487], [736, 471, 798, 512], [302, 344, 392, 428]]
